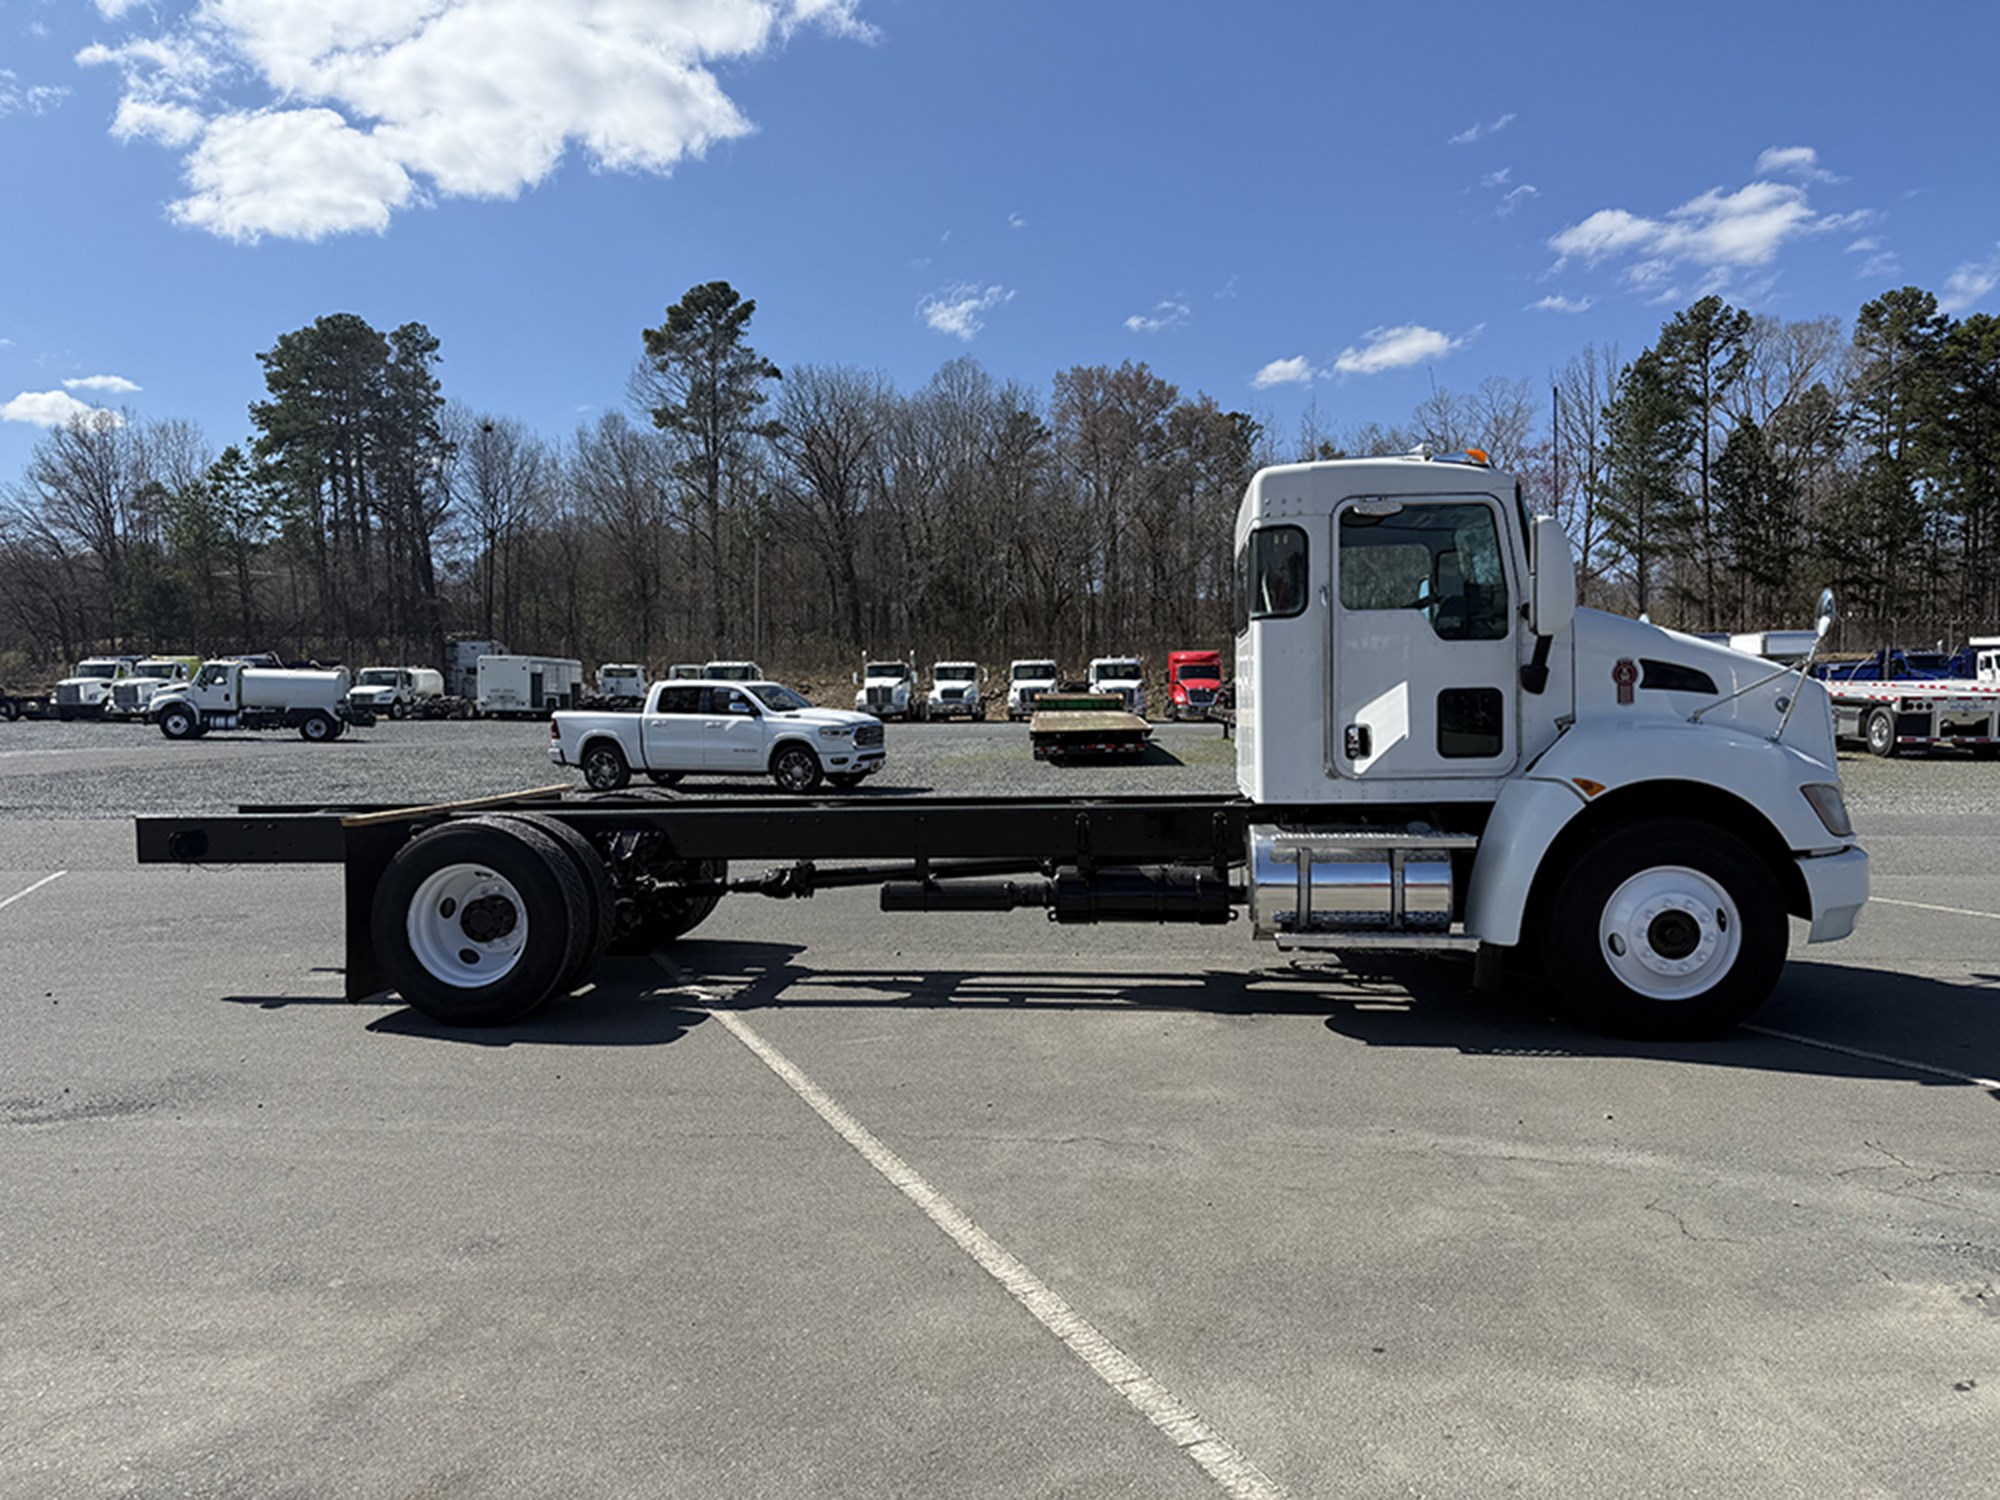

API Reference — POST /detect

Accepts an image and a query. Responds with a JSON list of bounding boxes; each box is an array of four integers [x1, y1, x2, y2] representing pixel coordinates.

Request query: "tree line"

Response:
[[3, 280, 1995, 682]]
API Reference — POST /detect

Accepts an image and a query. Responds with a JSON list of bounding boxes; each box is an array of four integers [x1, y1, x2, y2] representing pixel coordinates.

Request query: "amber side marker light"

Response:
[[1572, 777, 1606, 797]]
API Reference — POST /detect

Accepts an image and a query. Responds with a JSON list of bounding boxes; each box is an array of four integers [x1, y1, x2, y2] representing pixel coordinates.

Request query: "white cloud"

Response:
[[1250, 356, 1313, 389], [1214, 274, 1239, 300], [1548, 179, 1860, 290], [0, 68, 70, 117], [1939, 242, 2000, 314], [1846, 237, 1880, 253], [76, 0, 875, 241], [1857, 250, 1901, 280], [1332, 324, 1471, 376], [1124, 300, 1189, 334], [1529, 294, 1594, 314], [2, 391, 122, 428], [1007, 211, 1026, 230], [1497, 183, 1538, 217], [1755, 145, 1841, 184], [919, 282, 1013, 341], [1448, 111, 1514, 146], [1480, 167, 1511, 188], [63, 375, 142, 394]]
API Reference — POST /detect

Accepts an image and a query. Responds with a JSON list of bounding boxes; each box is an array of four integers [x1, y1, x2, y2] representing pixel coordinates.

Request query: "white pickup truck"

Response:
[[550, 678, 886, 793]]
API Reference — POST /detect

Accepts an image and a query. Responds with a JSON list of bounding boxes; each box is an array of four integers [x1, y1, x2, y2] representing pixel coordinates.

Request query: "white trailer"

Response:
[[446, 639, 506, 700], [1729, 630, 1820, 663], [477, 655, 585, 717], [1829, 678, 2000, 757], [152, 661, 361, 741]]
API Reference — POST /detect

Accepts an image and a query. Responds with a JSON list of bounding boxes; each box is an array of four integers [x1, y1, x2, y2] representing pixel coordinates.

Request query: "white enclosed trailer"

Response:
[[477, 655, 585, 717]]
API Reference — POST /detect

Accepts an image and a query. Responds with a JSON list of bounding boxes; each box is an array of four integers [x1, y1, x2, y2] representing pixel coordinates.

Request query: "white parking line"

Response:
[[656, 955, 1289, 1500], [1745, 1025, 2000, 1092], [1870, 895, 2000, 923], [0, 871, 65, 910]]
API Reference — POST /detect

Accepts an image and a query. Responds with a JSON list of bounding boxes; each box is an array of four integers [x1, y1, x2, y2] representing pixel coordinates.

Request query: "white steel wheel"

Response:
[[1596, 864, 1742, 1003], [406, 863, 531, 988]]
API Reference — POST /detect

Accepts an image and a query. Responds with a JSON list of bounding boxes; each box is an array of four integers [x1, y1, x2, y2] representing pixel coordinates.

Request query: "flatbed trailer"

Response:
[[1028, 693, 1153, 761], [1826, 679, 2000, 757], [1, 687, 51, 721]]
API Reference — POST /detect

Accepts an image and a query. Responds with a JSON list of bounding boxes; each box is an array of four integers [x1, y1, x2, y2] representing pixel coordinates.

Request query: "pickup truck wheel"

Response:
[[158, 703, 200, 740], [374, 819, 590, 1025], [581, 740, 631, 791], [300, 711, 337, 742], [484, 813, 614, 992], [646, 771, 684, 787], [1864, 709, 1899, 758], [771, 743, 823, 793], [1543, 819, 1787, 1040]]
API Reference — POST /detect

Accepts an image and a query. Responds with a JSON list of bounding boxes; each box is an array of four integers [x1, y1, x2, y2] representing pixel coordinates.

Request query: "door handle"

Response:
[[1344, 724, 1371, 760]]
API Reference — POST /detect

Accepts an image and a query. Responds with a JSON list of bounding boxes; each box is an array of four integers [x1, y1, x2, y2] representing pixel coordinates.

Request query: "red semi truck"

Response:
[[1165, 650, 1225, 721]]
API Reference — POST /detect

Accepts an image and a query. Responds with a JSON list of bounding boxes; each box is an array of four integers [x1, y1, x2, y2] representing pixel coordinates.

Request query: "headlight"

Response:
[[818, 724, 853, 739], [1801, 783, 1854, 838]]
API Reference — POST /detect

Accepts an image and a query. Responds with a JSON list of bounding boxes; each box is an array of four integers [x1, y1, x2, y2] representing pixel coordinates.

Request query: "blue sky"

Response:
[[2, 0, 1997, 483]]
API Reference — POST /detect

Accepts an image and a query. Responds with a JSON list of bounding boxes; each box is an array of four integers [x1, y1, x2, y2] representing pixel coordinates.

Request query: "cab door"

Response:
[[1330, 496, 1521, 780], [640, 684, 709, 770], [703, 686, 767, 772]]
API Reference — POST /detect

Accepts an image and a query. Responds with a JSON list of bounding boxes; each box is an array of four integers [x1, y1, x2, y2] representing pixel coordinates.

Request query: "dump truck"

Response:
[[137, 452, 1867, 1041]]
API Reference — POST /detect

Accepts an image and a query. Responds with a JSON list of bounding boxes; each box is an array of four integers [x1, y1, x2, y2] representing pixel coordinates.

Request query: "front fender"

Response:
[[1464, 721, 1852, 947]]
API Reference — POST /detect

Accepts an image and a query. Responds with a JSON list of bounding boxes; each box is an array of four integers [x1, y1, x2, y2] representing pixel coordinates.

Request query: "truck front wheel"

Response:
[[1865, 709, 1900, 758], [581, 741, 631, 791], [771, 743, 823, 793], [1543, 820, 1787, 1039], [159, 704, 200, 740], [300, 711, 338, 742]]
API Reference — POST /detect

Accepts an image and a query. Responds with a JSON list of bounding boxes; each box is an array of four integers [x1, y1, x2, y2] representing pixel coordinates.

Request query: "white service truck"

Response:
[[348, 666, 445, 720], [52, 656, 142, 720], [477, 655, 585, 717], [550, 678, 886, 793], [856, 659, 923, 720], [1006, 658, 1060, 720], [107, 657, 199, 720], [595, 663, 649, 706], [704, 660, 764, 682], [927, 661, 987, 720], [1087, 656, 1147, 718], [142, 453, 1868, 1042], [153, 661, 365, 741]]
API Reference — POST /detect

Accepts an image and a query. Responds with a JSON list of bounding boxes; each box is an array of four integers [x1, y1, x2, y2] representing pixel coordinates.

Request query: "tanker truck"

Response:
[[151, 660, 371, 741]]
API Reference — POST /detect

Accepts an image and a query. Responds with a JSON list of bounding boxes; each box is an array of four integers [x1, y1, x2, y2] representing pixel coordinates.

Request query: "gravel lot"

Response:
[[2, 715, 1997, 1498]]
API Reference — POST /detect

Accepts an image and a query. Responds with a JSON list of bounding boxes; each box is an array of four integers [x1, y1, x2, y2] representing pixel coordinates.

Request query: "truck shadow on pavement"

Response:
[[221, 982, 712, 1048], [645, 939, 2000, 1098]]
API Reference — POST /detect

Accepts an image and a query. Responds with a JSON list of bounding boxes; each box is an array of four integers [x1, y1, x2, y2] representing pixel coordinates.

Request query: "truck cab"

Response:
[[595, 663, 649, 705], [1006, 659, 1059, 721], [54, 656, 141, 720], [109, 657, 198, 720], [1086, 657, 1146, 719], [348, 666, 444, 720], [856, 660, 922, 721], [927, 662, 985, 721], [1164, 650, 1223, 721]]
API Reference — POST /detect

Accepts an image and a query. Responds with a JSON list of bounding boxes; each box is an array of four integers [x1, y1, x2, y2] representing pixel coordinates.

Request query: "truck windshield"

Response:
[[1013, 663, 1056, 681], [865, 664, 908, 678], [935, 666, 975, 681], [75, 661, 123, 678], [1176, 664, 1221, 682], [1097, 662, 1140, 679], [136, 662, 183, 677], [749, 683, 813, 712], [358, 670, 399, 686]]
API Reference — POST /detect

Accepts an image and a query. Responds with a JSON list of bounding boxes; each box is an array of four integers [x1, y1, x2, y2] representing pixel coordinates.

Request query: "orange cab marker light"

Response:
[[1572, 777, 1606, 798], [1465, 447, 1489, 465]]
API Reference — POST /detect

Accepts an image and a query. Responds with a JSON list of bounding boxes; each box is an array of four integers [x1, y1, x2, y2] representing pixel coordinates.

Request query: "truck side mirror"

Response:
[[1529, 516, 1576, 637], [1815, 587, 1837, 641], [851, 672, 860, 686]]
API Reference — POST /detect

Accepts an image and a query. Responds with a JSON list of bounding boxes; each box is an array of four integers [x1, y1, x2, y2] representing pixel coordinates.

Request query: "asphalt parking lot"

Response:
[[2, 717, 1997, 1498]]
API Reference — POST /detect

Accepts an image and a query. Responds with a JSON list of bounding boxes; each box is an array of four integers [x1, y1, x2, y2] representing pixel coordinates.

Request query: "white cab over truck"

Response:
[[477, 655, 584, 717], [1006, 658, 1060, 720], [143, 454, 1868, 1042], [927, 661, 987, 720], [349, 666, 445, 720], [153, 661, 364, 741], [108, 657, 199, 720], [53, 656, 142, 720], [856, 660, 923, 721], [551, 679, 886, 793], [1087, 656, 1146, 718]]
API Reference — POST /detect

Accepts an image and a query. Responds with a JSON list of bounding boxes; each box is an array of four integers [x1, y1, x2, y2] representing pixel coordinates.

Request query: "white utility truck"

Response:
[[1087, 656, 1147, 718], [704, 660, 764, 682], [153, 660, 363, 741], [107, 657, 199, 720], [855, 659, 923, 720], [927, 661, 987, 720], [445, 638, 506, 701], [595, 663, 649, 706], [1005, 659, 1060, 720], [550, 678, 886, 793], [348, 666, 445, 720], [140, 454, 1867, 1041], [477, 655, 584, 717], [53, 656, 142, 720]]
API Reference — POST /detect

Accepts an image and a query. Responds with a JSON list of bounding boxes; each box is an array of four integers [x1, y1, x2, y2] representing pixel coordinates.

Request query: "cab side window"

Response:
[[1247, 526, 1307, 620], [1339, 503, 1509, 641], [654, 685, 703, 714]]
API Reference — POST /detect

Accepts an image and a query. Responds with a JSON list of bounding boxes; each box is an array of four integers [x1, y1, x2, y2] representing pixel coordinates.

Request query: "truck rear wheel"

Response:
[[1865, 709, 1899, 758], [482, 813, 615, 993], [581, 740, 631, 791], [159, 703, 200, 740], [373, 819, 590, 1025], [300, 710, 338, 742], [1543, 819, 1787, 1039]]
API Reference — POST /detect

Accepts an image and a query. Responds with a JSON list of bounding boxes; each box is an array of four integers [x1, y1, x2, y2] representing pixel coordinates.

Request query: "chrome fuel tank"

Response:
[[1249, 824, 1470, 936]]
